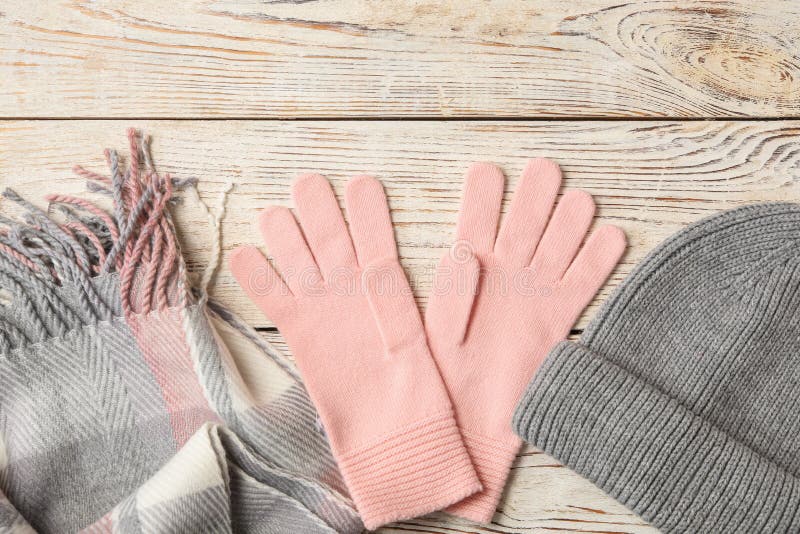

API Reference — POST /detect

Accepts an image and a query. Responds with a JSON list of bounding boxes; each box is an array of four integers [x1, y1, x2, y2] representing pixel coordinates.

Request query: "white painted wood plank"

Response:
[[1, 1, 799, 118]]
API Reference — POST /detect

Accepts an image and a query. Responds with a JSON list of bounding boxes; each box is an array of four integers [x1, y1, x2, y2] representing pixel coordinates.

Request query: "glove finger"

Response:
[[425, 247, 480, 347], [362, 258, 426, 355], [559, 225, 626, 315], [530, 190, 595, 283], [229, 245, 294, 318], [292, 174, 358, 282], [495, 158, 561, 267], [456, 163, 504, 255], [258, 206, 322, 295], [345, 176, 398, 266]]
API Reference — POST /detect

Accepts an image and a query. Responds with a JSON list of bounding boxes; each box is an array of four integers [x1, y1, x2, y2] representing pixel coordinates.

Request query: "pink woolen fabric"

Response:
[[229, 174, 480, 529], [427, 159, 627, 522]]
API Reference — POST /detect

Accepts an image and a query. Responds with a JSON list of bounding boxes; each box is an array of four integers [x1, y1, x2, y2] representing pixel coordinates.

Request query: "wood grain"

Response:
[[2, 120, 800, 331], [2, 1, 799, 118]]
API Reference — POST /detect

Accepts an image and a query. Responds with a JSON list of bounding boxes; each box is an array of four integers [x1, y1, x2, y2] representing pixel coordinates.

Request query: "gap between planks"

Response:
[[1, 116, 798, 122]]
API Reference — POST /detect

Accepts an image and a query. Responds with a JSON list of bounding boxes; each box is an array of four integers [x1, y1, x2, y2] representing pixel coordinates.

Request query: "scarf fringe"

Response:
[[0, 129, 192, 354]]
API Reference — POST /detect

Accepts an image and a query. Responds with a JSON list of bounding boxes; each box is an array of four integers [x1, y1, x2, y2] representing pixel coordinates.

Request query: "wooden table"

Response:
[[2, 2, 798, 532]]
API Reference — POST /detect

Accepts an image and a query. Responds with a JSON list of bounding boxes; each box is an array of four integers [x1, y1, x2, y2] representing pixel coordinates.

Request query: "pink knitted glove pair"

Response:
[[230, 160, 625, 528]]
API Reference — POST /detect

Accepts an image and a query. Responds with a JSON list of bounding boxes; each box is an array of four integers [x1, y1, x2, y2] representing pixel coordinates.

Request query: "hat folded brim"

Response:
[[512, 341, 800, 533]]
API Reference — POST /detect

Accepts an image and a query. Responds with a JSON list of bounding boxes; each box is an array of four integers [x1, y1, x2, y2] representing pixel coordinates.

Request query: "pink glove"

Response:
[[427, 159, 626, 522], [229, 174, 480, 529]]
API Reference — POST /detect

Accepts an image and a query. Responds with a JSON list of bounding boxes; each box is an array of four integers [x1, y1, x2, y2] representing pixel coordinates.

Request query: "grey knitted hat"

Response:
[[513, 203, 800, 533]]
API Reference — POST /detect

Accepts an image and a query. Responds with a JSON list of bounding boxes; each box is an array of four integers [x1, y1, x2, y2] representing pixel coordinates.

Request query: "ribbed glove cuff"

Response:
[[444, 431, 520, 523], [337, 411, 481, 530]]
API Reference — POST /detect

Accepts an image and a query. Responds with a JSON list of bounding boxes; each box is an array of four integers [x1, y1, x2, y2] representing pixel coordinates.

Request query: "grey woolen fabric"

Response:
[[512, 203, 800, 534]]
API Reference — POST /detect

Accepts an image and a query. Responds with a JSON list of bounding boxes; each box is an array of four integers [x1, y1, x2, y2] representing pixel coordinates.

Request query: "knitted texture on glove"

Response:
[[427, 159, 625, 522], [230, 173, 480, 529], [514, 203, 800, 534]]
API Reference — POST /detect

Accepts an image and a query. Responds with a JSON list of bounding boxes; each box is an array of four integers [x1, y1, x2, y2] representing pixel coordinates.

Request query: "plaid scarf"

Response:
[[0, 130, 362, 533]]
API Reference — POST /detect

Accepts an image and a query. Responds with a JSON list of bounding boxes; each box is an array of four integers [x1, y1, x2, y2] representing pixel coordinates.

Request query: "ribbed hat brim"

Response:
[[512, 341, 800, 534]]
